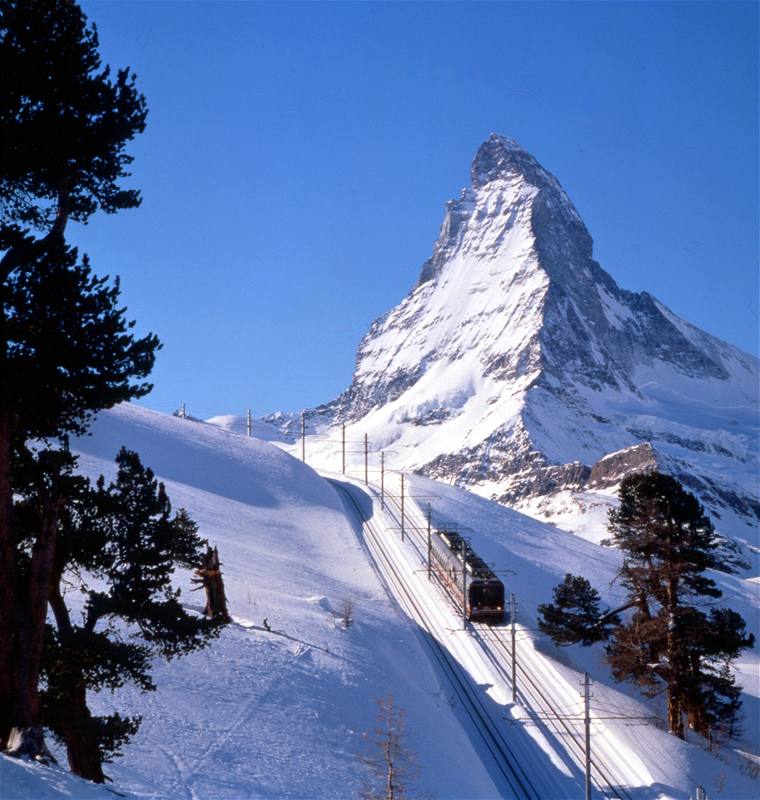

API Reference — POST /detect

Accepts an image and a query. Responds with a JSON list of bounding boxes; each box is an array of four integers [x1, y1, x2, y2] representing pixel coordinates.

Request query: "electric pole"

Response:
[[364, 433, 368, 485], [246, 408, 252, 437], [400, 473, 405, 541], [180, 401, 186, 419], [300, 411, 305, 462], [462, 549, 468, 630], [342, 423, 346, 475], [511, 593, 517, 703], [426, 504, 432, 580], [380, 451, 385, 509], [583, 672, 592, 800]]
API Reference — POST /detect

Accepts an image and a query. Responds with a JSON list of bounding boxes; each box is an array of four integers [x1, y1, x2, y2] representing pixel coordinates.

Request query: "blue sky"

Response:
[[75, 1, 758, 418]]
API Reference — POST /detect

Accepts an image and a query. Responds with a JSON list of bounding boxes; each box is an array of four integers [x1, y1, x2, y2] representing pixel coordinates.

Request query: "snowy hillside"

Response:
[[5, 404, 757, 799], [268, 134, 758, 559], [3, 404, 499, 800]]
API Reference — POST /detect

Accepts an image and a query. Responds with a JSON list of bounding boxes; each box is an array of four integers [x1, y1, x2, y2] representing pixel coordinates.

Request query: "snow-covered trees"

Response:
[[539, 472, 754, 742]]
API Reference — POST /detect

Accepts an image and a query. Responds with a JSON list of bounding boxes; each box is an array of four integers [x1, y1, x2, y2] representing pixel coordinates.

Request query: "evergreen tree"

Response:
[[0, 0, 152, 751], [15, 447, 223, 781], [538, 473, 754, 743], [538, 573, 620, 646], [605, 473, 753, 740]]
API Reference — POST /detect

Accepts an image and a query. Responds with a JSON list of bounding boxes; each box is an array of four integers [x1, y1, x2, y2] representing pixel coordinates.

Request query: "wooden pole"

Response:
[[380, 452, 385, 509], [462, 548, 468, 630], [246, 408, 252, 437], [427, 504, 432, 580], [400, 474, 405, 541], [511, 593, 517, 702], [584, 672, 592, 800]]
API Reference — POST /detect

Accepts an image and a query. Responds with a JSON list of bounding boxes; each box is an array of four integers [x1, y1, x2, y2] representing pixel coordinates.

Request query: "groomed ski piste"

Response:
[[1, 403, 757, 799]]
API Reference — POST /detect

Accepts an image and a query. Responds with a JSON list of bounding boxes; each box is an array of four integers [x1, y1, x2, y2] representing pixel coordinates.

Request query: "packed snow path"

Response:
[[328, 471, 656, 800]]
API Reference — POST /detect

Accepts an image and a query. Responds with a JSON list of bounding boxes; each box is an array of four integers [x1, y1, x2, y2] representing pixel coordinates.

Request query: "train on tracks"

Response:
[[429, 527, 505, 623]]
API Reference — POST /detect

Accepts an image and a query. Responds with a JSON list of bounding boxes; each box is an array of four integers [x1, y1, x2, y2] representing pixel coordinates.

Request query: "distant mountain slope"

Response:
[[271, 134, 758, 560]]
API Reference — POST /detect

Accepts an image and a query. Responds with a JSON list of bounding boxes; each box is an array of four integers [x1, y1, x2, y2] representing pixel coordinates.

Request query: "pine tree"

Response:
[[0, 0, 152, 752], [16, 447, 224, 781], [538, 573, 621, 646], [537, 473, 754, 743], [604, 472, 753, 740]]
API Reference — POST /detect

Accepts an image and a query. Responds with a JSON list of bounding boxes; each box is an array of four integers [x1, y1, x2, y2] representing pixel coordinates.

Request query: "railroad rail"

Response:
[[376, 477, 635, 800], [330, 479, 542, 800]]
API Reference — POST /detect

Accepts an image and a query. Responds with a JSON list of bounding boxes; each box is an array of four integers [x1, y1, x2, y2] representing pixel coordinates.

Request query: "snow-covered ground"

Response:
[[1, 404, 499, 800], [2, 403, 757, 799]]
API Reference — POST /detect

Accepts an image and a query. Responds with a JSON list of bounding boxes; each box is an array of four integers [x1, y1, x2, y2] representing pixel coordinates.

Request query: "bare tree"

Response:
[[338, 597, 355, 628], [192, 544, 231, 621], [359, 693, 420, 800]]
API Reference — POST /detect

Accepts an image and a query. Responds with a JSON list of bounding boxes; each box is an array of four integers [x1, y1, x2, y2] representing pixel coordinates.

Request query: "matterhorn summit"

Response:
[[281, 134, 759, 558]]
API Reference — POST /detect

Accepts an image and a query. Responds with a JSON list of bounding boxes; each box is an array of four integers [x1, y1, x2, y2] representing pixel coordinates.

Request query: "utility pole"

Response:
[[342, 423, 346, 475], [300, 412, 305, 462], [426, 504, 432, 580], [180, 401, 186, 419], [583, 672, 592, 800], [400, 473, 405, 541], [364, 433, 368, 485], [380, 452, 385, 509], [462, 549, 468, 630], [246, 408, 252, 437], [511, 593, 517, 703]]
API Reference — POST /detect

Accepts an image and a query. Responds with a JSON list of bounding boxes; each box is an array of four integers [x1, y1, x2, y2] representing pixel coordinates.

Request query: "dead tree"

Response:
[[359, 693, 420, 800], [192, 545, 231, 622], [338, 597, 355, 628]]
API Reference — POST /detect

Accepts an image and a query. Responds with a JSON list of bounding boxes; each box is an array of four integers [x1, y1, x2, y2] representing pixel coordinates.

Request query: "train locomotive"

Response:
[[429, 528, 505, 623]]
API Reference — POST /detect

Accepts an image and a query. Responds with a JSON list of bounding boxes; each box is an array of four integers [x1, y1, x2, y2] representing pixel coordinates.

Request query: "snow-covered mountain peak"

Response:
[[271, 137, 759, 560], [419, 133, 589, 287], [471, 133, 564, 194]]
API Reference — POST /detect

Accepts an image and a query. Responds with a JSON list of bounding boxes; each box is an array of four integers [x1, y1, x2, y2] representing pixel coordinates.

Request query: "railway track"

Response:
[[474, 625, 634, 800], [330, 478, 542, 800], [373, 475, 636, 800]]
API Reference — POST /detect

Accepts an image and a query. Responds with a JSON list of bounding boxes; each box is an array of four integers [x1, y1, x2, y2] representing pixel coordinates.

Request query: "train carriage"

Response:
[[429, 528, 505, 623]]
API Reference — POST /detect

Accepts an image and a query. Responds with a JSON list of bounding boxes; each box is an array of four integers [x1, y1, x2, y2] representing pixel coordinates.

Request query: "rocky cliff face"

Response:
[[271, 135, 759, 559]]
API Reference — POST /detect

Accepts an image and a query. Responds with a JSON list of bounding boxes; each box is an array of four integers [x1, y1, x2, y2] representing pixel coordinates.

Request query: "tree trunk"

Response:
[[195, 546, 231, 621], [60, 683, 106, 783], [49, 574, 106, 781], [5, 725, 55, 763], [8, 492, 61, 756], [666, 576, 685, 739], [0, 408, 17, 748], [667, 688, 684, 739], [686, 651, 708, 737]]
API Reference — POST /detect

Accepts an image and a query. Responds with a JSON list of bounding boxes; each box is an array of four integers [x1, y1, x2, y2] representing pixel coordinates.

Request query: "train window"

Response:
[[470, 584, 504, 607]]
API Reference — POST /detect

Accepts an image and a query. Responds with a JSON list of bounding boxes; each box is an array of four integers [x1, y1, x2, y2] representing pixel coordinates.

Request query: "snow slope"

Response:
[[5, 404, 757, 799], [393, 471, 760, 799], [2, 403, 500, 800]]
